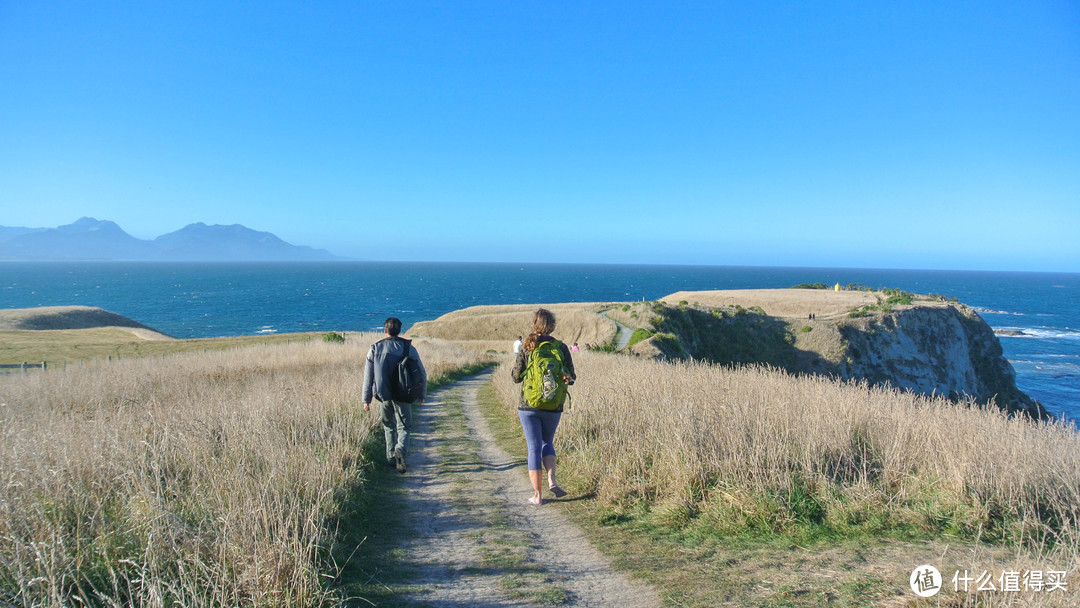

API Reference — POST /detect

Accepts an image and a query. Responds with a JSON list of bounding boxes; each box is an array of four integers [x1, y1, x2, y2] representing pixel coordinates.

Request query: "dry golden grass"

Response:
[[0, 334, 485, 606], [661, 289, 882, 318], [0, 329, 331, 366], [0, 306, 172, 336], [409, 302, 618, 347], [494, 352, 1080, 583]]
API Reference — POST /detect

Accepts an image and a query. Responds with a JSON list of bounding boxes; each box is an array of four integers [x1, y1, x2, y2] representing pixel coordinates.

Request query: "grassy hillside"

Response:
[[0, 334, 489, 606], [489, 352, 1080, 606], [5, 298, 1071, 605], [0, 306, 332, 366], [0, 328, 329, 365], [408, 302, 619, 351], [0, 305, 169, 333]]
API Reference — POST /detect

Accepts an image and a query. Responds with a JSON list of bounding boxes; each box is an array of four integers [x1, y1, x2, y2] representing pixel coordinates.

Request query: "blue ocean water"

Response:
[[2, 262, 1077, 419]]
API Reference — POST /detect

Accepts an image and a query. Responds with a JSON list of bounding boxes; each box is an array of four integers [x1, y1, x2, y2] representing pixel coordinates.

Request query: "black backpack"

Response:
[[393, 338, 425, 402]]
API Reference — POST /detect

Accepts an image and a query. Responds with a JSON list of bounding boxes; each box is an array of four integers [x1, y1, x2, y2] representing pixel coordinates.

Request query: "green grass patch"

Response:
[[626, 327, 653, 348]]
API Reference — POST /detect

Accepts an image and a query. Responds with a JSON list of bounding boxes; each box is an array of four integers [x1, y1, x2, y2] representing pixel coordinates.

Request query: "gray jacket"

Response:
[[363, 336, 428, 403]]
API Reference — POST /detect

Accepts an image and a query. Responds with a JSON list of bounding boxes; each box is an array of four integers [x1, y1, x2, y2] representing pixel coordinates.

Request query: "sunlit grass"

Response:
[[492, 351, 1080, 600], [0, 334, 486, 606]]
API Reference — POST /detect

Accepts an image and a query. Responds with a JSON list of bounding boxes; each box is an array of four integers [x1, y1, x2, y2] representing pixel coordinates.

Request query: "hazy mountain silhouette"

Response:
[[0, 218, 342, 261], [154, 223, 338, 261]]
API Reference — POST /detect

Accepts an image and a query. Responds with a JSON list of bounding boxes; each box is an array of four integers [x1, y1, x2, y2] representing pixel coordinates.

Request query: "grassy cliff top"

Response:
[[661, 288, 882, 318], [0, 306, 327, 365], [0, 306, 173, 339]]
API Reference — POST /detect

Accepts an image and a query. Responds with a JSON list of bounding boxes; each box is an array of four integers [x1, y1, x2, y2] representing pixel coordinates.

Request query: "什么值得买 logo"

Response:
[[910, 565, 942, 597]]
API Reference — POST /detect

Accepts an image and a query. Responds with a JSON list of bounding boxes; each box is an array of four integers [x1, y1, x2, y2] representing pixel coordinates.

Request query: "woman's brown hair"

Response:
[[522, 308, 556, 352]]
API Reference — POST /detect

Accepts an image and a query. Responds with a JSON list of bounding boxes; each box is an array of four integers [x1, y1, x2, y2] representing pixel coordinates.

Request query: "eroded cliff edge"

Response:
[[630, 291, 1048, 420], [836, 304, 1043, 417]]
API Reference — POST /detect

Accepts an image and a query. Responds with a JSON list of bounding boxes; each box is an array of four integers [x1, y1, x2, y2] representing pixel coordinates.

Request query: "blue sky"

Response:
[[2, 2, 1078, 271]]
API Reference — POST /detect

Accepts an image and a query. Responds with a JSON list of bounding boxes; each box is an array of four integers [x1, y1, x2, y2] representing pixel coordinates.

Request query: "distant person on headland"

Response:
[[513, 335, 523, 354], [362, 317, 427, 474], [511, 308, 576, 505], [571, 342, 579, 352]]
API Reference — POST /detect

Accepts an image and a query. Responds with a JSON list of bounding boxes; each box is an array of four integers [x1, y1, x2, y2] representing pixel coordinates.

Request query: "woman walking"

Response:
[[511, 308, 576, 505]]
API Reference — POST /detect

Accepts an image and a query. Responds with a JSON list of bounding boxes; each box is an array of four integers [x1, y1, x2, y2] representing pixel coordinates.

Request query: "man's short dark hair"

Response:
[[384, 317, 402, 336]]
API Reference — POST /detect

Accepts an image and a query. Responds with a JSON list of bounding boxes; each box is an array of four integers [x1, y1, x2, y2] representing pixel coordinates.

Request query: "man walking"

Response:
[[363, 317, 427, 473]]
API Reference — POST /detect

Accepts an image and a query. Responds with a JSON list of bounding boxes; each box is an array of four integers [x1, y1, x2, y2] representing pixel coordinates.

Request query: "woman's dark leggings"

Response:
[[518, 409, 562, 471]]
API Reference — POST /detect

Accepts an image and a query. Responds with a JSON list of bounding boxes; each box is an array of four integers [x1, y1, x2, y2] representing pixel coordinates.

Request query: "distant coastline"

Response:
[[0, 217, 343, 261], [2, 261, 1077, 419]]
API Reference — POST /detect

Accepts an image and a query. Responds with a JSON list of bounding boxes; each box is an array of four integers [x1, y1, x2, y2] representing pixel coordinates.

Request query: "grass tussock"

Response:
[[493, 352, 1080, 561], [0, 333, 486, 606]]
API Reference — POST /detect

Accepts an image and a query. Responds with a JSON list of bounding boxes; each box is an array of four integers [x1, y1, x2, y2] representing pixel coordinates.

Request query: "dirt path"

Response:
[[598, 311, 633, 351], [397, 372, 661, 607]]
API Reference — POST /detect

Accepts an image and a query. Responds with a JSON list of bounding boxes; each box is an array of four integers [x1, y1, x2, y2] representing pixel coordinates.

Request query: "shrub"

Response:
[[323, 331, 346, 343]]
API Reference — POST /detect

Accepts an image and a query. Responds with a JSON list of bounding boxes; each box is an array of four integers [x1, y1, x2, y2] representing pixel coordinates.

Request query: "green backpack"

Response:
[[522, 339, 570, 410]]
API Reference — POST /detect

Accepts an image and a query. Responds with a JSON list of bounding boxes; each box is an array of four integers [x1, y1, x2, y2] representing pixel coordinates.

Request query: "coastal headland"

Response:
[[3, 289, 1076, 605], [411, 287, 1047, 419], [2, 288, 1044, 418], [0, 305, 323, 363]]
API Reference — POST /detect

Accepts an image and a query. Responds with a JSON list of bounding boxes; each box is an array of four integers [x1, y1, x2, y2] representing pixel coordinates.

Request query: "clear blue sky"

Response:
[[2, 2, 1078, 271]]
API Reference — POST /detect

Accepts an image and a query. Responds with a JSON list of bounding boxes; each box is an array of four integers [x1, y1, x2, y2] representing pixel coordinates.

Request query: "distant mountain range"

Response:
[[0, 218, 343, 261]]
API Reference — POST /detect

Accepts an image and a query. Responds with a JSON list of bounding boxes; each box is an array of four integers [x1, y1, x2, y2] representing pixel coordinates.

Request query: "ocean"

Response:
[[2, 261, 1077, 420]]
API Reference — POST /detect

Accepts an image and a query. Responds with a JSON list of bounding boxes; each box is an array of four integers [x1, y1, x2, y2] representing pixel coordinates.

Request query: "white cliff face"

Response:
[[627, 296, 1045, 419], [837, 303, 1041, 417]]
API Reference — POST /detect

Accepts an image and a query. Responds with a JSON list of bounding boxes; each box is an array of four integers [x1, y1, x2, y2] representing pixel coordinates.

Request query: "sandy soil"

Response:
[[0, 306, 173, 339], [397, 372, 661, 607], [661, 288, 883, 319]]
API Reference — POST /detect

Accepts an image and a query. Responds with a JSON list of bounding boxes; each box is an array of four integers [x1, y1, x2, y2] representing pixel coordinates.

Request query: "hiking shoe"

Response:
[[394, 447, 407, 474]]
